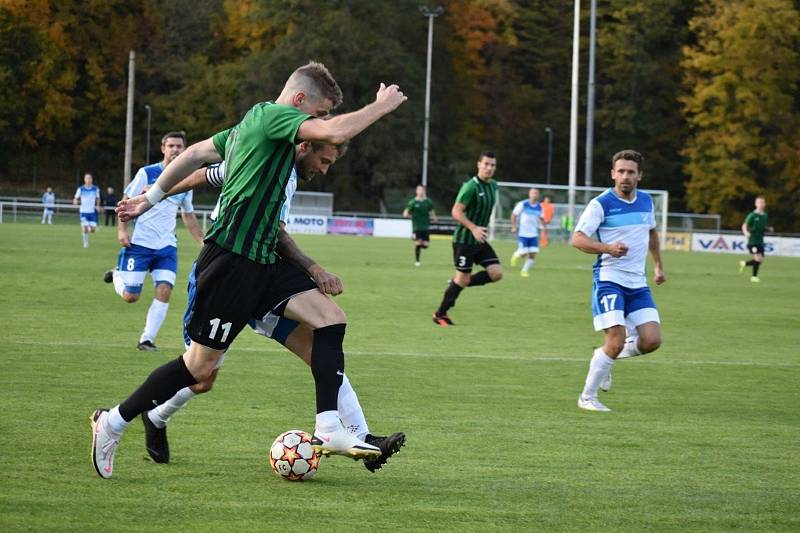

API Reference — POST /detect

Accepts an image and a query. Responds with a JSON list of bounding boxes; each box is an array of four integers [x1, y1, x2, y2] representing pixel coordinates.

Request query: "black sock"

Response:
[[118, 356, 198, 422], [436, 281, 463, 315], [311, 324, 346, 413], [746, 260, 756, 266], [415, 245, 421, 262], [468, 271, 492, 286], [753, 261, 761, 276]]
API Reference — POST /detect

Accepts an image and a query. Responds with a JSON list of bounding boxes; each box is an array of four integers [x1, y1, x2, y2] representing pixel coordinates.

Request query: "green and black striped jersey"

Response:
[[207, 102, 310, 264], [452, 176, 497, 245]]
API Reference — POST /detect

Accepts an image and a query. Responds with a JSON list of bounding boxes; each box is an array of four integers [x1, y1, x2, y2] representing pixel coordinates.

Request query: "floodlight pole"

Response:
[[584, 0, 597, 190], [123, 50, 135, 188], [420, 5, 444, 188], [144, 104, 152, 165], [545, 127, 553, 184], [567, 1, 580, 227]]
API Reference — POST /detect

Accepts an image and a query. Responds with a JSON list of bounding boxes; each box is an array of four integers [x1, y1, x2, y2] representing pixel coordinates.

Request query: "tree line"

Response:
[[1, 0, 798, 229]]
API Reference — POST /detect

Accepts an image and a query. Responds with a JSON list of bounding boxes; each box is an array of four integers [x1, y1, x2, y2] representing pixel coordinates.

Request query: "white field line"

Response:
[[9, 339, 800, 368]]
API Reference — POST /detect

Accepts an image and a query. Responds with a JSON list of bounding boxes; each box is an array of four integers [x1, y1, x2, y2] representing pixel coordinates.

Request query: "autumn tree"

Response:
[[681, 0, 800, 227]]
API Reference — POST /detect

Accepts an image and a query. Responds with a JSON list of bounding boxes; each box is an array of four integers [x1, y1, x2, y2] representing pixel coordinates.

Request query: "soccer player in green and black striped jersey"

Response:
[[403, 185, 437, 266], [433, 151, 503, 326], [95, 63, 408, 479], [739, 195, 773, 282]]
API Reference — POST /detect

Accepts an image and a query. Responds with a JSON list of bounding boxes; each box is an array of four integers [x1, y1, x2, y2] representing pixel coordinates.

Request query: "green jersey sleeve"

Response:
[[455, 180, 476, 206], [259, 103, 311, 142], [406, 199, 416, 212], [744, 212, 754, 228], [211, 128, 232, 157]]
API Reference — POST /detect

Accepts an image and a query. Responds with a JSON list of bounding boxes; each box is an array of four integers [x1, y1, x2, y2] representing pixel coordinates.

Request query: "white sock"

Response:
[[617, 336, 642, 359], [112, 270, 126, 297], [106, 405, 129, 437], [315, 410, 340, 431], [82, 232, 89, 247], [338, 374, 369, 439], [141, 299, 169, 343], [148, 387, 196, 428], [522, 258, 535, 272], [581, 348, 615, 400]]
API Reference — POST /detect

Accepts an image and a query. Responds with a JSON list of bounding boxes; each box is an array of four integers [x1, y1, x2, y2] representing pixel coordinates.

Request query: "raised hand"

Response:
[[375, 83, 408, 113]]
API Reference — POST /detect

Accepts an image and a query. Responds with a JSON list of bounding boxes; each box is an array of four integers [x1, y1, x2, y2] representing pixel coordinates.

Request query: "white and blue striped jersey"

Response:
[[512, 200, 543, 238], [74, 185, 100, 213], [207, 161, 296, 225], [125, 162, 194, 249], [574, 188, 656, 288]]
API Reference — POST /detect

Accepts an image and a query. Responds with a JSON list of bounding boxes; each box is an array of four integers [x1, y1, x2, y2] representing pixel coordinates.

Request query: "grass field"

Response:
[[1, 222, 799, 531]]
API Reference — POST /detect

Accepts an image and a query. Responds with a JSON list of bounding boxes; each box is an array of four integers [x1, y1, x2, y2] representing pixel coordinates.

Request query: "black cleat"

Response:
[[432, 313, 454, 327], [103, 268, 116, 284], [363, 432, 406, 473], [141, 412, 169, 464], [137, 340, 158, 352]]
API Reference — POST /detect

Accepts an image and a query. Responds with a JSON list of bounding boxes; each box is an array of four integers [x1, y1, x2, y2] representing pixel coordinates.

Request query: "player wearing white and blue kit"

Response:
[[106, 132, 205, 351], [510, 188, 544, 277], [571, 150, 665, 412], [73, 173, 101, 247], [41, 187, 56, 224], [139, 142, 404, 472]]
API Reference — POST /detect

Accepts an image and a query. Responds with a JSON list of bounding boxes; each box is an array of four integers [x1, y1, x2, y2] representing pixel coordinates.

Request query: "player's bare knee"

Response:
[[191, 379, 214, 394], [605, 341, 624, 358], [155, 283, 172, 302], [489, 270, 502, 282], [639, 335, 661, 354], [320, 306, 347, 326], [122, 292, 139, 303]]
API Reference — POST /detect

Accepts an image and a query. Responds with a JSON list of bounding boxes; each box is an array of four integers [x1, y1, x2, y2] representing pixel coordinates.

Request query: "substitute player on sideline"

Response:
[[91, 62, 407, 479], [403, 185, 437, 266], [433, 151, 502, 326], [140, 147, 404, 473], [103, 131, 205, 351], [571, 150, 665, 412], [738, 196, 773, 283], [510, 188, 544, 277], [73, 173, 101, 248]]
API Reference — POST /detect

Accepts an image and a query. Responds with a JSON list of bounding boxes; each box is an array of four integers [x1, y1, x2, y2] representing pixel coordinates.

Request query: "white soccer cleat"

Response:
[[311, 423, 381, 459], [90, 408, 119, 479], [599, 371, 612, 392], [415, 261, 421, 267], [738, 260, 746, 274], [578, 396, 611, 412]]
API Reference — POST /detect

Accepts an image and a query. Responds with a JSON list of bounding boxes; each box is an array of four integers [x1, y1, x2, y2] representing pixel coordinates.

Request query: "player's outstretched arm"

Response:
[[275, 228, 343, 296], [117, 139, 222, 222], [297, 83, 407, 145], [165, 168, 209, 198], [649, 228, 665, 285]]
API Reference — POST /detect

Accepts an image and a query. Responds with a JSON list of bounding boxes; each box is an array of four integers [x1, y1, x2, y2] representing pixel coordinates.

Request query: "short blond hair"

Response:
[[287, 62, 343, 109]]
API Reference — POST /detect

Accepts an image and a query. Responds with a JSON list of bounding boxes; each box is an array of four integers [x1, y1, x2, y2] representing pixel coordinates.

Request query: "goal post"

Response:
[[491, 182, 668, 246]]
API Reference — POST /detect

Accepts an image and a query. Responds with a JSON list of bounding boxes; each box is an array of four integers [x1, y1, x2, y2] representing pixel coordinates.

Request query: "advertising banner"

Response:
[[286, 214, 327, 235], [665, 232, 691, 252], [327, 217, 374, 236], [691, 234, 778, 254], [374, 218, 412, 238]]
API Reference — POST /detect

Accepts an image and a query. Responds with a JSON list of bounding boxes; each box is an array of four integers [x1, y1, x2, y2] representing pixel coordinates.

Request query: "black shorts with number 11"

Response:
[[185, 242, 317, 350]]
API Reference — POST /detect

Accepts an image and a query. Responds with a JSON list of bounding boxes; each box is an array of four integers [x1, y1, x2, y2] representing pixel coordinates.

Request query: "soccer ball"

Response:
[[269, 429, 321, 481]]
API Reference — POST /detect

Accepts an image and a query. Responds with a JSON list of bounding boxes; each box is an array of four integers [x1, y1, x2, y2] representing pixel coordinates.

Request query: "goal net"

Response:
[[490, 182, 668, 246]]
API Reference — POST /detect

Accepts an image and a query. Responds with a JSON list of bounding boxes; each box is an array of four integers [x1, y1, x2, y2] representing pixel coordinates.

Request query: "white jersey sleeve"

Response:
[[512, 201, 524, 217], [574, 199, 604, 237], [279, 168, 298, 224], [125, 168, 149, 198], [180, 189, 194, 214], [74, 187, 81, 200]]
